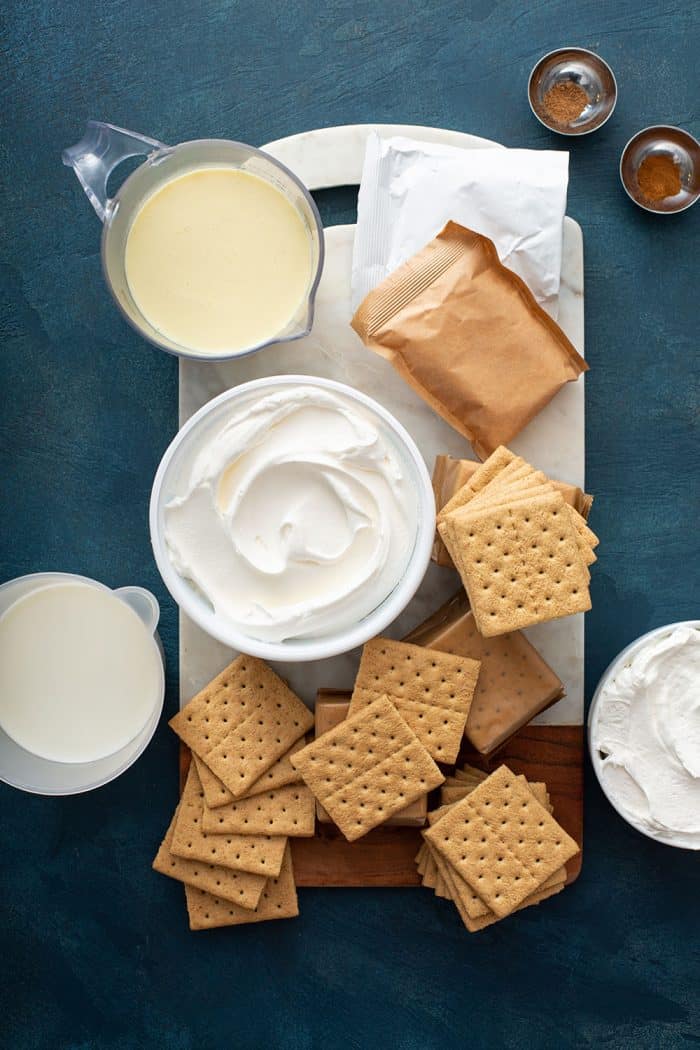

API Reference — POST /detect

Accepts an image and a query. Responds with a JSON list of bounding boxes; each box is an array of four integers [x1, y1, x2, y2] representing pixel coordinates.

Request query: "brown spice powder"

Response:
[[637, 153, 682, 202], [542, 81, 589, 125]]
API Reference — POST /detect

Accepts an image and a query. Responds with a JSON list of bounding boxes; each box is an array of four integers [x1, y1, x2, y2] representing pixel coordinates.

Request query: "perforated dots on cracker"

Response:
[[403, 595, 566, 755], [420, 770, 569, 930], [290, 695, 444, 842], [169, 656, 313, 799], [425, 764, 578, 918], [201, 784, 315, 837], [440, 492, 591, 637], [170, 765, 287, 878], [153, 807, 266, 910], [348, 638, 480, 764], [193, 739, 304, 810], [436, 446, 597, 638], [185, 843, 298, 930]]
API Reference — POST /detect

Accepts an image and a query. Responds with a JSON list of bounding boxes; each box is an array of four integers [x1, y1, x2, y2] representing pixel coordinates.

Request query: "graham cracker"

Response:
[[439, 492, 591, 637], [201, 784, 315, 837], [404, 593, 566, 754], [432, 454, 594, 568], [443, 771, 531, 801], [169, 656, 313, 799], [441, 785, 482, 805], [460, 877, 566, 932], [185, 843, 298, 930], [193, 738, 304, 809], [416, 843, 451, 899], [415, 843, 428, 876], [434, 872, 452, 899], [437, 446, 519, 524], [290, 695, 444, 842], [422, 850, 439, 889], [473, 459, 596, 554], [442, 449, 597, 568], [314, 693, 427, 827], [453, 765, 489, 785], [425, 765, 579, 917], [153, 808, 266, 910], [425, 778, 566, 929], [348, 638, 480, 764], [170, 765, 287, 878]]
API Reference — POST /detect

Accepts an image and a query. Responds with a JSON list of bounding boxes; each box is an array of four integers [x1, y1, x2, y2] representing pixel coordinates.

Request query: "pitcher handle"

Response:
[[114, 586, 160, 634], [62, 120, 166, 222]]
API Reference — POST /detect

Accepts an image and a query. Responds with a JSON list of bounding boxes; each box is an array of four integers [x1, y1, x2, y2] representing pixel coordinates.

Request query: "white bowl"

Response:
[[0, 572, 164, 796], [150, 375, 435, 662], [588, 620, 700, 848]]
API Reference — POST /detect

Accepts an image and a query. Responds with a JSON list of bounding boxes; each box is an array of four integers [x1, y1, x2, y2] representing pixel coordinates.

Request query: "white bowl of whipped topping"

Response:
[[588, 621, 700, 849], [150, 376, 435, 662]]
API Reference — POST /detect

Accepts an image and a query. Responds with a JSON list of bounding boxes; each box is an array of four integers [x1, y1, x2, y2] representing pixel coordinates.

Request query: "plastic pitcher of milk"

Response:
[[0, 573, 164, 795], [62, 121, 324, 361]]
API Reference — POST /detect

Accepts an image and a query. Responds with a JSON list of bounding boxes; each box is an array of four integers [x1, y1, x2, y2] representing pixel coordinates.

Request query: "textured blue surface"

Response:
[[1, 2, 699, 1047]]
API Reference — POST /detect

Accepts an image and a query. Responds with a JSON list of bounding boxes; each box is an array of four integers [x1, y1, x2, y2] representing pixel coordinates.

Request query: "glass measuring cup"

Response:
[[62, 121, 325, 361]]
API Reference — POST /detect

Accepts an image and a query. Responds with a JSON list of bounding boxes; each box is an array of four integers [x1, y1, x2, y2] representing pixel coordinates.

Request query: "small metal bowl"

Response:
[[528, 47, 617, 136], [620, 126, 700, 214]]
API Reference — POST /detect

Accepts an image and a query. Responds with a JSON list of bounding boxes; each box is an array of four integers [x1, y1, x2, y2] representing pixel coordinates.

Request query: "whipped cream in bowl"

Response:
[[150, 376, 434, 661], [589, 621, 700, 849]]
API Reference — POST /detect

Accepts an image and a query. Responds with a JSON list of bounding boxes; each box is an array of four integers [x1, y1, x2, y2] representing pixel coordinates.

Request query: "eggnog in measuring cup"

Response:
[[124, 167, 313, 355]]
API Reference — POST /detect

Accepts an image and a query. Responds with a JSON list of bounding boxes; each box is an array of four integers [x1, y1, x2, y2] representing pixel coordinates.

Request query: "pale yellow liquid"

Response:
[[124, 167, 312, 354]]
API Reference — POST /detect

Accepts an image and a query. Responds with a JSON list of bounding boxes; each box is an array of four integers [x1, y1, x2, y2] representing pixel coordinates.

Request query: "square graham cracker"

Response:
[[153, 808, 266, 909], [201, 784, 315, 837], [314, 694, 426, 826], [348, 638, 480, 764], [425, 765, 578, 918], [437, 446, 519, 524], [193, 739, 304, 810], [425, 782, 565, 929], [404, 594, 565, 755], [171, 765, 287, 878], [185, 844, 298, 930], [439, 493, 591, 637], [170, 656, 313, 799], [290, 695, 444, 842]]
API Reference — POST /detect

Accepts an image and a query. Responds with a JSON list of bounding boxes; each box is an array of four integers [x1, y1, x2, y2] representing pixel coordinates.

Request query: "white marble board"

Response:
[[178, 124, 586, 725]]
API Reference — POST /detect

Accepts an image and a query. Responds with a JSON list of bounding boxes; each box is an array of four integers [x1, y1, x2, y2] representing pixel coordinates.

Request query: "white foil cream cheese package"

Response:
[[592, 625, 700, 849], [163, 385, 418, 643], [351, 133, 569, 317]]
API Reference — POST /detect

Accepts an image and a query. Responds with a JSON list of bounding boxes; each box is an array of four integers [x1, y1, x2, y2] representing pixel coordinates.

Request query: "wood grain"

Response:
[[180, 725, 583, 887]]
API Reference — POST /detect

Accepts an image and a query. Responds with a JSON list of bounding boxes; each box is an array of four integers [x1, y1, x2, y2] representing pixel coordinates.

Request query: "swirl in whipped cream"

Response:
[[592, 625, 700, 849], [164, 386, 417, 642]]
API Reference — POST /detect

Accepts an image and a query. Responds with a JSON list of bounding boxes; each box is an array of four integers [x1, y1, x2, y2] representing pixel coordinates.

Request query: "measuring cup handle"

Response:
[[114, 586, 161, 635], [62, 120, 166, 222]]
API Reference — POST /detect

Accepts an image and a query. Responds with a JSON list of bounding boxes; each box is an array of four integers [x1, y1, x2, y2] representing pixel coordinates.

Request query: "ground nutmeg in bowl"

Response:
[[636, 153, 682, 202], [542, 81, 589, 124]]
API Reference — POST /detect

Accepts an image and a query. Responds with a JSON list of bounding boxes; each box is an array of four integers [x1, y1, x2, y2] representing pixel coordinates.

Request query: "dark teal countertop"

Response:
[[1, 2, 698, 1047]]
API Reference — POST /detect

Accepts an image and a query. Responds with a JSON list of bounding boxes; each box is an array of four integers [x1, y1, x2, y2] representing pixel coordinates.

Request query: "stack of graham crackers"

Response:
[[417, 764, 579, 931], [431, 452, 593, 569], [289, 638, 480, 841], [154, 633, 580, 932], [437, 446, 599, 636], [153, 656, 314, 930]]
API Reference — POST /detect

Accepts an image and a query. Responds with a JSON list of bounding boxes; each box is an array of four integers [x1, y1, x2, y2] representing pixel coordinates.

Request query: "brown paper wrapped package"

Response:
[[403, 592, 565, 755], [432, 454, 594, 567], [351, 222, 587, 460]]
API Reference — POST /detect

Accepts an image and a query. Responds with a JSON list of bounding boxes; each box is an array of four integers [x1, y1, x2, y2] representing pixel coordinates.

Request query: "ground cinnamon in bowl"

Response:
[[637, 153, 682, 202], [542, 81, 589, 125]]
